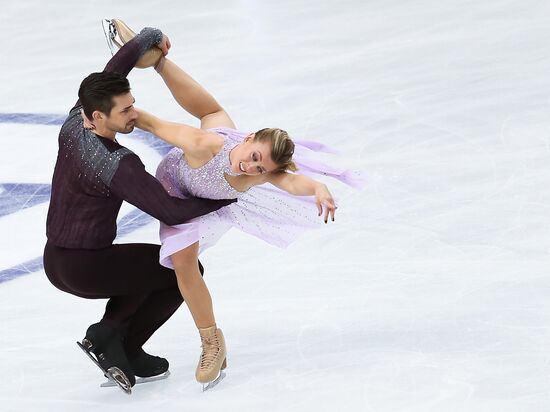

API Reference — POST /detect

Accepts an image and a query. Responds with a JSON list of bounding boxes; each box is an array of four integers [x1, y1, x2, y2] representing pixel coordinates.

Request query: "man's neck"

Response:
[[93, 125, 116, 141]]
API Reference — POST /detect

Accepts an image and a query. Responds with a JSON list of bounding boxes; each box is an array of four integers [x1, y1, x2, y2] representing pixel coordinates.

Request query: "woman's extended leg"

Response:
[[156, 58, 236, 130], [106, 19, 235, 129]]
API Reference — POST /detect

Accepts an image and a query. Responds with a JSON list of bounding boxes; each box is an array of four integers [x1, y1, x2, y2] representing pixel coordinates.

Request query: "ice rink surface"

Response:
[[2, 0, 550, 410]]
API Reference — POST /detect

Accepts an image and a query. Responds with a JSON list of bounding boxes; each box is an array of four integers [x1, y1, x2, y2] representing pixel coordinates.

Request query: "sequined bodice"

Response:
[[164, 137, 241, 200]]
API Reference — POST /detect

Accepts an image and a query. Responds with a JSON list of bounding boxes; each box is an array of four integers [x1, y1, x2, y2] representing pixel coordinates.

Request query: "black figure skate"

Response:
[[76, 322, 135, 395]]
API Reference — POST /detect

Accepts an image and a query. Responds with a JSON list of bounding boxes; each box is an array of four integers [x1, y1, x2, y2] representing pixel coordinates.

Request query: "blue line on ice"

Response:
[[0, 113, 171, 283]]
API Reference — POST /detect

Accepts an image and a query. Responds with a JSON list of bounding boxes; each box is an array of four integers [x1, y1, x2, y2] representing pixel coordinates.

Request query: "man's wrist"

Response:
[[139, 27, 163, 46]]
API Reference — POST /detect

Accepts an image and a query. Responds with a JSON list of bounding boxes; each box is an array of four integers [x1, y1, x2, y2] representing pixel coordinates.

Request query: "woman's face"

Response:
[[231, 135, 278, 176]]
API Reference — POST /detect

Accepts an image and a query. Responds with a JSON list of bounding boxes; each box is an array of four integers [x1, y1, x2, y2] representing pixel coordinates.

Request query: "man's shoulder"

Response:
[[116, 149, 139, 163], [59, 104, 83, 135]]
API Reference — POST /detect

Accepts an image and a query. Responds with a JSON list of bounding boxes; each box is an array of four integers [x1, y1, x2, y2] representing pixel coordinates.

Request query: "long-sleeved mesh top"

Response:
[[46, 28, 234, 249]]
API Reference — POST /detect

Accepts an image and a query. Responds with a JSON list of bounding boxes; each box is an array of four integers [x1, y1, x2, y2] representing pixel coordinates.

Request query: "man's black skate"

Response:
[[100, 349, 170, 388], [129, 348, 169, 377], [77, 322, 136, 394]]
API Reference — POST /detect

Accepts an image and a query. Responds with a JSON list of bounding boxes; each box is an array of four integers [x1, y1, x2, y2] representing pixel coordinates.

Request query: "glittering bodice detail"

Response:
[[172, 137, 241, 200]]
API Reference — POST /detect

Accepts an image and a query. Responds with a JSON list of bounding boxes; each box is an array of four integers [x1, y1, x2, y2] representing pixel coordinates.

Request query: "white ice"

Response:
[[1, 0, 550, 411]]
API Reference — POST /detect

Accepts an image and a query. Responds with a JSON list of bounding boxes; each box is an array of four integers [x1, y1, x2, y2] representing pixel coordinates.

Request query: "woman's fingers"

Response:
[[324, 200, 337, 223], [317, 198, 337, 223], [80, 109, 94, 130], [159, 35, 171, 55]]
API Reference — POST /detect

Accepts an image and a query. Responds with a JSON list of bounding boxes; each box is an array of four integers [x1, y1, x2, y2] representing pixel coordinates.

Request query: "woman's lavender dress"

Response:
[[155, 127, 364, 269]]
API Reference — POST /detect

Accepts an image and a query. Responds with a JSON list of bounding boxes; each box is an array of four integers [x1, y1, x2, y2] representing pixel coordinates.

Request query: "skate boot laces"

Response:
[[199, 335, 222, 369]]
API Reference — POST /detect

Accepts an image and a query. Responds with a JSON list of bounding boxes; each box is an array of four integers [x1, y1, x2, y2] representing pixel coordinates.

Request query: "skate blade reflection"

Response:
[[101, 370, 171, 387]]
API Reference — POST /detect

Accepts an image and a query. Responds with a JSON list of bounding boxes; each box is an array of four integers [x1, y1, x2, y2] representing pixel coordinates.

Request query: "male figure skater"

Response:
[[42, 26, 234, 393]]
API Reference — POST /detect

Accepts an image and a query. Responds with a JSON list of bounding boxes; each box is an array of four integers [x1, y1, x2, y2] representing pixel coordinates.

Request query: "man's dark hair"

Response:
[[78, 72, 131, 119]]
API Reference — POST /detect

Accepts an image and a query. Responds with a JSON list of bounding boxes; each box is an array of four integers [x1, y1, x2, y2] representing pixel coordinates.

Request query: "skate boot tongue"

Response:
[[85, 322, 118, 352]]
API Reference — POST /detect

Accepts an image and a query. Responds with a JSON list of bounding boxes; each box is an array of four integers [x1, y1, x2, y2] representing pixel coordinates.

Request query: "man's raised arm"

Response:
[[103, 27, 164, 77]]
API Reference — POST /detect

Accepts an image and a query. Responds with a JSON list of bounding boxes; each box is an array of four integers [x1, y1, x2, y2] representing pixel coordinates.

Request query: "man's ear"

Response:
[[92, 110, 104, 121]]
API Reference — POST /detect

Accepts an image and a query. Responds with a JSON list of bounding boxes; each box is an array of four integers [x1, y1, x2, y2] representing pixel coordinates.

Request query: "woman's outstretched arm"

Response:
[[265, 172, 337, 223]]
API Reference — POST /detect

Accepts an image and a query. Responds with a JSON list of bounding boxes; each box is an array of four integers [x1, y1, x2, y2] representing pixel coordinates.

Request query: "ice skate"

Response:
[[129, 348, 169, 377], [102, 18, 163, 68], [100, 348, 171, 388], [195, 325, 227, 391], [77, 322, 136, 394]]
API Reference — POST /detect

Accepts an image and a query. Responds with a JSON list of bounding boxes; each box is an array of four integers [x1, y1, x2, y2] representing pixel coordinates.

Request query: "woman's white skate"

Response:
[[196, 326, 228, 392]]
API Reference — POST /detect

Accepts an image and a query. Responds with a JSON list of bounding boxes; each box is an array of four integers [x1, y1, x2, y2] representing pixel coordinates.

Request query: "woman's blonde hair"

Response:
[[253, 128, 297, 172]]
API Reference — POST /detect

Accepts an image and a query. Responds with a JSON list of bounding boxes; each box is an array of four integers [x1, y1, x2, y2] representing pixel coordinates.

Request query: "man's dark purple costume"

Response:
[[43, 28, 232, 363]]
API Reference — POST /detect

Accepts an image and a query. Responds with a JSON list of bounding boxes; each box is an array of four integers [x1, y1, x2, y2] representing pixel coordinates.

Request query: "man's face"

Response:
[[103, 92, 138, 134]]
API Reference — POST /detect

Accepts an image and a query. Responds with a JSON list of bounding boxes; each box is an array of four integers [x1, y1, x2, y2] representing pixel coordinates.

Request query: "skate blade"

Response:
[[101, 19, 117, 56], [101, 370, 171, 387], [76, 341, 132, 395], [201, 370, 226, 392], [105, 366, 132, 394]]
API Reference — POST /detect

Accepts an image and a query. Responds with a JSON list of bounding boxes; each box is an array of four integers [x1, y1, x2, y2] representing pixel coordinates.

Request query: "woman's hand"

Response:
[[315, 184, 337, 223], [158, 34, 171, 56], [80, 109, 95, 130]]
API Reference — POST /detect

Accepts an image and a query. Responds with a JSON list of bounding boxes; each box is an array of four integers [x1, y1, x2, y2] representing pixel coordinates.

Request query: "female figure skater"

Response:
[[102, 20, 364, 390]]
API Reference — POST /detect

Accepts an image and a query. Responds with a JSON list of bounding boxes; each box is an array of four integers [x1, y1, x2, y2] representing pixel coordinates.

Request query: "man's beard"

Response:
[[118, 123, 135, 134]]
